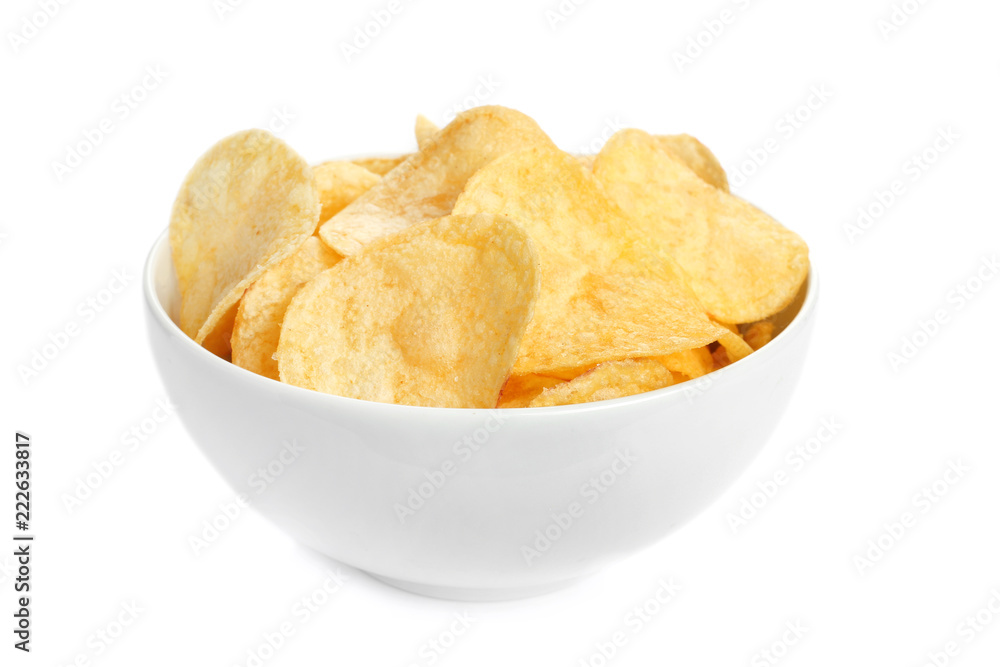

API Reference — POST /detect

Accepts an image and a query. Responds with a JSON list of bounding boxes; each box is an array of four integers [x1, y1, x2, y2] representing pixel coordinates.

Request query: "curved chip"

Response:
[[415, 114, 439, 150], [312, 161, 381, 224], [497, 373, 566, 409], [277, 214, 540, 408], [319, 106, 556, 256], [575, 134, 727, 189], [657, 346, 715, 380], [742, 320, 776, 351], [654, 134, 730, 191], [169, 129, 319, 356], [350, 155, 409, 176], [232, 237, 342, 380], [453, 144, 740, 375], [530, 359, 676, 408], [593, 129, 809, 324]]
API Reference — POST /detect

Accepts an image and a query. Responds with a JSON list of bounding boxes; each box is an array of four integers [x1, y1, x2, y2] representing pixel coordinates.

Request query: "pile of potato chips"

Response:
[[169, 106, 808, 409]]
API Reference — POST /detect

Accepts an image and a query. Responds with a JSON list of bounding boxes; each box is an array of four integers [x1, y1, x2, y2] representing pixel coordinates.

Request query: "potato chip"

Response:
[[497, 374, 565, 408], [711, 344, 731, 370], [312, 161, 381, 224], [319, 106, 556, 256], [277, 214, 540, 408], [576, 135, 726, 190], [415, 114, 439, 150], [594, 129, 809, 324], [453, 144, 740, 375], [654, 134, 729, 191], [530, 359, 675, 407], [350, 155, 409, 176], [657, 346, 714, 379], [169, 129, 319, 356], [231, 237, 341, 380], [742, 320, 775, 351]]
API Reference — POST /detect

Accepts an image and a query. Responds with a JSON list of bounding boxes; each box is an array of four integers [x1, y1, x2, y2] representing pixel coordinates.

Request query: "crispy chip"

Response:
[[415, 114, 439, 150], [657, 346, 714, 379], [530, 359, 675, 407], [575, 135, 726, 189], [350, 155, 409, 176], [169, 129, 319, 356], [232, 237, 341, 380], [312, 161, 381, 224], [742, 320, 775, 351], [319, 106, 556, 256], [497, 374, 566, 408], [453, 144, 739, 375], [594, 129, 809, 324], [654, 134, 730, 191], [711, 344, 731, 370], [277, 214, 539, 408]]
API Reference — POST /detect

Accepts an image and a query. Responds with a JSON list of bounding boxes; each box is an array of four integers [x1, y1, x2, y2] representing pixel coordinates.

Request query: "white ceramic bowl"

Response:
[[144, 230, 817, 601]]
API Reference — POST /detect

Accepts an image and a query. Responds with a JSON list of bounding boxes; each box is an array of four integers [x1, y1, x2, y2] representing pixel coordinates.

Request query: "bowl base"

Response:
[[369, 572, 589, 601]]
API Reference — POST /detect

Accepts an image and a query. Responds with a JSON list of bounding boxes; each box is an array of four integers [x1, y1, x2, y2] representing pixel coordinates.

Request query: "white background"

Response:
[[3, 0, 999, 665]]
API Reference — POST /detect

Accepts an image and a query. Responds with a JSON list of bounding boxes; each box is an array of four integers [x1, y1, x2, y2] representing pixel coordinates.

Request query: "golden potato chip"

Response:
[[415, 114, 439, 150], [319, 106, 556, 256], [232, 237, 342, 380], [657, 346, 714, 379], [497, 374, 565, 409], [530, 359, 675, 407], [453, 144, 740, 375], [742, 320, 775, 351], [594, 129, 809, 324], [277, 214, 540, 408], [654, 134, 729, 191], [169, 129, 319, 356], [350, 155, 409, 176], [312, 161, 381, 224], [711, 344, 731, 370], [577, 135, 726, 189]]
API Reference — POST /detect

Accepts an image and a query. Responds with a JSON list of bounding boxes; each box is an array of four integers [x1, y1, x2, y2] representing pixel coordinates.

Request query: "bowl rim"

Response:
[[144, 228, 818, 416]]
